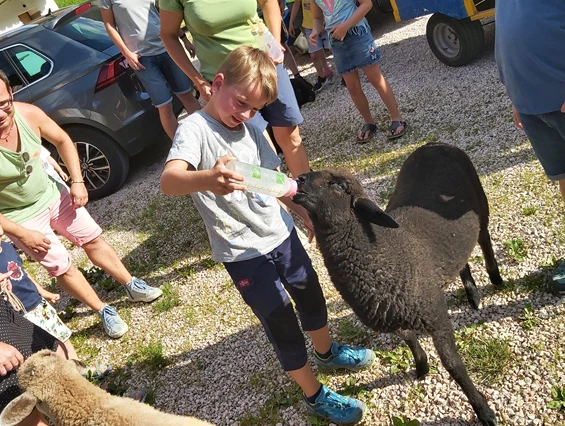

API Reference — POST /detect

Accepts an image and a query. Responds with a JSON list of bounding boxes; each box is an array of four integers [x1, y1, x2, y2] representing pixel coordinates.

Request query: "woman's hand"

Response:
[[0, 342, 24, 376], [196, 80, 213, 102], [19, 230, 51, 254], [511, 105, 524, 130]]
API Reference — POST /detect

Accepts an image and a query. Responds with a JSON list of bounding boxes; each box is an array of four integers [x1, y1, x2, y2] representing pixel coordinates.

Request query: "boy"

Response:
[[160, 46, 374, 425]]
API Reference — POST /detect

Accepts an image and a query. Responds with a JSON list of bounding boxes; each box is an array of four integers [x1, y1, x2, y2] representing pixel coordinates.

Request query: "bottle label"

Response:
[[276, 173, 285, 185], [251, 166, 261, 179]]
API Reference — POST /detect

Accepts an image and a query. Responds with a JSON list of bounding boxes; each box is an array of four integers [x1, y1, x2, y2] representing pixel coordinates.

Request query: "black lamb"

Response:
[[292, 143, 502, 426]]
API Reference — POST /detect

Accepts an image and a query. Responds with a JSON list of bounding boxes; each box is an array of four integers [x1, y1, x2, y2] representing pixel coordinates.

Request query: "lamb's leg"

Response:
[[431, 329, 497, 426], [459, 263, 480, 310], [478, 227, 503, 287], [395, 329, 428, 379]]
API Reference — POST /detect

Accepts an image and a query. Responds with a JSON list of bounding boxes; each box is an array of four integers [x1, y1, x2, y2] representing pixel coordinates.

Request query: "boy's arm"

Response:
[[161, 155, 247, 196], [310, 1, 324, 41], [330, 0, 372, 40], [46, 156, 69, 182], [288, 0, 302, 35], [278, 196, 315, 243], [27, 274, 60, 304]]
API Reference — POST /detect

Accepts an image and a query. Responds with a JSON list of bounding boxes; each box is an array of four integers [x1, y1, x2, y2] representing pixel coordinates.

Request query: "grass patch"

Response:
[[128, 341, 171, 374], [391, 416, 421, 426], [457, 326, 512, 385], [521, 206, 538, 216], [518, 303, 540, 330], [55, 0, 83, 7], [376, 346, 413, 375], [152, 283, 180, 313], [336, 319, 371, 345], [238, 386, 301, 426], [548, 385, 565, 411], [79, 266, 120, 292], [504, 238, 527, 262]]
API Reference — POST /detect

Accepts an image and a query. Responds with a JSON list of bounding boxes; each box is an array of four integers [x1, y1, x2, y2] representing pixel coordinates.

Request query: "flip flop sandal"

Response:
[[387, 121, 407, 140], [356, 123, 377, 143]]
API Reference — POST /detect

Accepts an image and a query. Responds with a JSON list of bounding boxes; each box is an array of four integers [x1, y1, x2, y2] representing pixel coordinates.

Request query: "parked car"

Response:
[[0, 2, 182, 199]]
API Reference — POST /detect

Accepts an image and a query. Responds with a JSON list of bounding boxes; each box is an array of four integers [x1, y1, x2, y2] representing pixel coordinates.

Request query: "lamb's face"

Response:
[[294, 170, 364, 227]]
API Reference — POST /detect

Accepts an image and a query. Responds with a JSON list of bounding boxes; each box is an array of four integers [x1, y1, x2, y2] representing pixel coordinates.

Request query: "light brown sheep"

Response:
[[0, 350, 214, 426]]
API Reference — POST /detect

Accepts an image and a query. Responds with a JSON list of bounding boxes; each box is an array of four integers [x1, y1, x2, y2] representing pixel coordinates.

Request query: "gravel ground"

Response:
[[28, 11, 565, 426]]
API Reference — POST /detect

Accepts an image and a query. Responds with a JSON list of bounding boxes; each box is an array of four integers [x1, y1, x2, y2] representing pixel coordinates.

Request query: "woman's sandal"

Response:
[[356, 123, 377, 143], [387, 121, 407, 140]]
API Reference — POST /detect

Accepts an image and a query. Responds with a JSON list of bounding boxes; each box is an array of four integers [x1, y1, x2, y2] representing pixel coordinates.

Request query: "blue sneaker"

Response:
[[552, 260, 565, 294], [314, 342, 376, 372], [304, 385, 366, 425], [98, 305, 128, 339], [125, 277, 162, 303]]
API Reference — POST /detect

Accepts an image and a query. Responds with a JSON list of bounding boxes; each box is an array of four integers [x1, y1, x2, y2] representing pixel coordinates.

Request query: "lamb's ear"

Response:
[[0, 393, 38, 426], [353, 197, 399, 228]]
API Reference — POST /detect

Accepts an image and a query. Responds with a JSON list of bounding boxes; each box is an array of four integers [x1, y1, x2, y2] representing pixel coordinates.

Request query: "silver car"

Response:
[[0, 2, 181, 198]]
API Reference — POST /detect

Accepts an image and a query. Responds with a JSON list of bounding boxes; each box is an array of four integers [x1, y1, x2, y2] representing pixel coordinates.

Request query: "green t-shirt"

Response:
[[0, 109, 60, 224], [159, 0, 261, 82]]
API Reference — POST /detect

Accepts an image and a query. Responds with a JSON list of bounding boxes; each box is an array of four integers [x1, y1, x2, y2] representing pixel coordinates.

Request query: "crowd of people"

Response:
[[0, 0, 563, 424]]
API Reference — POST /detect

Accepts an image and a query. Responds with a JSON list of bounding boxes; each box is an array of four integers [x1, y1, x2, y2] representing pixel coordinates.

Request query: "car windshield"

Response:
[[53, 8, 113, 52]]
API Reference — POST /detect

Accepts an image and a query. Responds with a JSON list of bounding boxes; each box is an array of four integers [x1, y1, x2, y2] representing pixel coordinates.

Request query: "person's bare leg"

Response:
[[559, 179, 565, 202], [15, 408, 49, 426], [307, 325, 332, 354], [288, 364, 322, 397], [177, 91, 201, 115], [156, 102, 178, 140], [283, 41, 300, 76], [363, 64, 404, 135], [81, 236, 132, 286], [56, 266, 105, 312], [310, 50, 326, 78], [342, 71, 375, 140], [271, 125, 310, 177]]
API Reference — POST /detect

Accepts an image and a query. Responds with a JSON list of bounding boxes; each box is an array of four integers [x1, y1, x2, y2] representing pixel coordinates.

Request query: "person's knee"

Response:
[[273, 126, 302, 150], [82, 235, 103, 250]]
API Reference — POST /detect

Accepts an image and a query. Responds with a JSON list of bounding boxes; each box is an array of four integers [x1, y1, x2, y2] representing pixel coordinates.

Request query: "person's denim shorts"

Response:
[[331, 25, 381, 75], [255, 64, 303, 128], [135, 51, 193, 108], [304, 28, 330, 53], [518, 110, 565, 181]]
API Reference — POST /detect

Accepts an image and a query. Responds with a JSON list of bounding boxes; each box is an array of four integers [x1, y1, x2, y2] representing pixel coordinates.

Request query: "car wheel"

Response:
[[372, 0, 392, 13], [426, 14, 485, 67], [60, 126, 130, 199]]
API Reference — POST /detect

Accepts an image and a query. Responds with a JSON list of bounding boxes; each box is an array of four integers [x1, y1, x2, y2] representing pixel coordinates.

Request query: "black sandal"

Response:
[[356, 123, 377, 142], [387, 121, 407, 140]]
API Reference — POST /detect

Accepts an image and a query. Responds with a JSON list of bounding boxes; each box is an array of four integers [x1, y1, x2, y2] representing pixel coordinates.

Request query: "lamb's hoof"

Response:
[[489, 271, 504, 287], [467, 293, 481, 310], [477, 406, 497, 426], [415, 364, 429, 380]]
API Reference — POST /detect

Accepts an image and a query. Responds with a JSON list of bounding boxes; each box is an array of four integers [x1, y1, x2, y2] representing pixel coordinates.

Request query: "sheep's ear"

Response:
[[0, 393, 38, 426], [353, 198, 399, 228]]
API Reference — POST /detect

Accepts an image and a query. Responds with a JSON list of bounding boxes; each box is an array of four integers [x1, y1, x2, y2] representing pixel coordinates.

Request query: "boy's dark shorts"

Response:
[[518, 110, 565, 181], [224, 228, 327, 371]]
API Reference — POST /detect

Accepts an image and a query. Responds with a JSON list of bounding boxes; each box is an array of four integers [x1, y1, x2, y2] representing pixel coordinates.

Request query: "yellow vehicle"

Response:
[[372, 0, 495, 66]]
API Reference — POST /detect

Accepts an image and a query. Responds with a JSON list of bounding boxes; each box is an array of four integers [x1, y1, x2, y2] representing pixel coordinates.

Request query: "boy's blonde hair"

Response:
[[217, 46, 278, 105]]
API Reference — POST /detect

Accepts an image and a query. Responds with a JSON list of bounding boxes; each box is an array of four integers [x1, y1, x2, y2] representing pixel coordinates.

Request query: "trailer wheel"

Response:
[[426, 13, 484, 67]]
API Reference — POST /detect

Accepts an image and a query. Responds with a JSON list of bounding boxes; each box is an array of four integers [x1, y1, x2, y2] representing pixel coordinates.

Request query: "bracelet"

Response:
[[70, 180, 85, 185]]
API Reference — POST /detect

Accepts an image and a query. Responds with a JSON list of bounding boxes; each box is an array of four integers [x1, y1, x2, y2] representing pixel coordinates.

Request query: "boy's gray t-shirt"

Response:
[[99, 0, 165, 57], [167, 111, 294, 263]]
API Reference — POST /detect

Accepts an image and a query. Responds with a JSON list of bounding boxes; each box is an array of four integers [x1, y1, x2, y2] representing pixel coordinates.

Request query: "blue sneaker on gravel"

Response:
[[98, 305, 128, 338], [552, 260, 565, 294], [304, 385, 366, 425], [314, 342, 376, 372], [125, 277, 162, 303]]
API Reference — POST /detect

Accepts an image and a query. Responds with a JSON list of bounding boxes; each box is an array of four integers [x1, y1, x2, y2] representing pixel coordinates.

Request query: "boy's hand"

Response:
[[288, 23, 296, 37], [41, 290, 60, 305], [209, 155, 248, 195], [309, 29, 319, 46], [125, 51, 145, 71]]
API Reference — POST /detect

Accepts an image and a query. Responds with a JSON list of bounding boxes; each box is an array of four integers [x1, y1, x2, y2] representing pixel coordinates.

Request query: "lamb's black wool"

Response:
[[293, 143, 501, 426]]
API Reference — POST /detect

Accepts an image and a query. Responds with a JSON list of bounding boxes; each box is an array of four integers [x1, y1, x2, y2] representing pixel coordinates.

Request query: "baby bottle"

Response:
[[226, 160, 297, 198], [247, 20, 285, 63]]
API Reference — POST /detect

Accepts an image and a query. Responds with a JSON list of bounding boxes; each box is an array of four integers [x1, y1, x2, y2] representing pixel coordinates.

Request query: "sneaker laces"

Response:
[[334, 344, 363, 364], [128, 278, 148, 291], [319, 389, 353, 409], [100, 306, 120, 328]]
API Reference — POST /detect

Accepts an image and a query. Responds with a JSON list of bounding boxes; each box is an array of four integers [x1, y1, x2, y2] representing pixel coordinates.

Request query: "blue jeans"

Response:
[[331, 25, 381, 75], [135, 52, 193, 108], [518, 110, 565, 180]]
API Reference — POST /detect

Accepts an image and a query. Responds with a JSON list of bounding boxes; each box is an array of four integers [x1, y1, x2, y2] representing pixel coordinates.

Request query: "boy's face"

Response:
[[209, 74, 269, 128]]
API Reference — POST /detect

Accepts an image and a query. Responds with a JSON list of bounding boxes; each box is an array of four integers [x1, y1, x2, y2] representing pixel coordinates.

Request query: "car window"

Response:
[[0, 51, 26, 92], [5, 46, 51, 85], [54, 8, 114, 52]]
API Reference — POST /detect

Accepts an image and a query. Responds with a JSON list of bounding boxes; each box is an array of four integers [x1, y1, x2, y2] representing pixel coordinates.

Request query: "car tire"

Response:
[[426, 14, 485, 67], [371, 0, 392, 13], [60, 126, 130, 200]]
